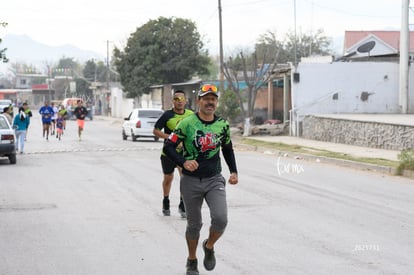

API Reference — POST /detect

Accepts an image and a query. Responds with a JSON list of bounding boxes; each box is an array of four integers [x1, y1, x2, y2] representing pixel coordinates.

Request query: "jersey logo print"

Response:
[[196, 131, 217, 152]]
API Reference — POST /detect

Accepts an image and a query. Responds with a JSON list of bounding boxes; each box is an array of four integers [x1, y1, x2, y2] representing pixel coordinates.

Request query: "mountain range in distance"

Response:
[[1, 34, 104, 70]]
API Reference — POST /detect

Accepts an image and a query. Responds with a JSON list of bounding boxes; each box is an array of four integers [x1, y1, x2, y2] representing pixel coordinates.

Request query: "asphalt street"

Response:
[[1, 114, 413, 275]]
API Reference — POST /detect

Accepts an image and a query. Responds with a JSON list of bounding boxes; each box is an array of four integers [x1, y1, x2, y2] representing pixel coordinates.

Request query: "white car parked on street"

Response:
[[122, 108, 163, 142], [0, 114, 16, 164], [0, 99, 13, 111]]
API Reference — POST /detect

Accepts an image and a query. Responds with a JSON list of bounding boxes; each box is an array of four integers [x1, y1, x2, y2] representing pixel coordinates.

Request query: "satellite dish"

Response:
[[357, 41, 376, 53]]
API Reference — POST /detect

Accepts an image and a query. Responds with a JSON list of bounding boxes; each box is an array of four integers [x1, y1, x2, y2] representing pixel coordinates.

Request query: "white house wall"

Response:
[[137, 90, 163, 109], [110, 86, 134, 118], [291, 62, 404, 116], [109, 87, 163, 119]]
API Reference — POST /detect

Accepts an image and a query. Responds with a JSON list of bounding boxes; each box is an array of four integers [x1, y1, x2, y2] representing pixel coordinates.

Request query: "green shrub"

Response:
[[216, 90, 241, 124], [397, 149, 414, 174]]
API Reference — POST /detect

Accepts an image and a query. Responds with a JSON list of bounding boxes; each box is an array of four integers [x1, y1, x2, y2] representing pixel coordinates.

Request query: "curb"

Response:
[[98, 119, 406, 178], [234, 143, 396, 176]]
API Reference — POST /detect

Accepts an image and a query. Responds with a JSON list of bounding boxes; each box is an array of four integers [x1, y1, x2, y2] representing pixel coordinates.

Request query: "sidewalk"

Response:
[[95, 115, 403, 174], [235, 135, 404, 175], [245, 135, 400, 162]]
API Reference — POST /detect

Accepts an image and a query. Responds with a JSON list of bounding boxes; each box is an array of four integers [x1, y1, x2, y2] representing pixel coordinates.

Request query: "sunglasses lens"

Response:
[[174, 97, 185, 101], [201, 85, 217, 92]]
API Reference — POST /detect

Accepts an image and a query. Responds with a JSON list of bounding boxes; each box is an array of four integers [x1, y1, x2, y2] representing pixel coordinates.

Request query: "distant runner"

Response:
[[73, 100, 88, 141], [39, 101, 54, 141]]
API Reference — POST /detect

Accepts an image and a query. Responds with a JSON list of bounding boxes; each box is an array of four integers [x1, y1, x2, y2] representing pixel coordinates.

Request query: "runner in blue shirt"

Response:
[[39, 101, 54, 140]]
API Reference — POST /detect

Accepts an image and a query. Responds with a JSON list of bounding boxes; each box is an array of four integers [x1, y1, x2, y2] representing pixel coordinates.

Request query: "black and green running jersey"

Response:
[[164, 113, 238, 178], [58, 109, 67, 118], [155, 108, 193, 155], [154, 108, 194, 135]]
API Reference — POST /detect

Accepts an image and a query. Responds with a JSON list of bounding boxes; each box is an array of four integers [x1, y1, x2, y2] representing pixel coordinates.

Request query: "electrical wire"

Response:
[[300, 0, 399, 19]]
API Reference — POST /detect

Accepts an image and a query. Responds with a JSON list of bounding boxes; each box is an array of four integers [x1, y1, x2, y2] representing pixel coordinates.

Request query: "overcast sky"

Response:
[[0, 0, 404, 56]]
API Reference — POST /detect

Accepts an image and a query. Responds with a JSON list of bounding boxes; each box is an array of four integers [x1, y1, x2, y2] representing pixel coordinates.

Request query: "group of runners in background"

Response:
[[39, 99, 88, 141]]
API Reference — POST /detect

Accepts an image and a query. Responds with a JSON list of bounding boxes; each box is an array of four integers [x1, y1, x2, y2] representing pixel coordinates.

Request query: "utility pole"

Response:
[[106, 40, 110, 90], [105, 40, 113, 117], [218, 0, 224, 92], [293, 0, 297, 69], [47, 65, 52, 102], [399, 0, 409, 113]]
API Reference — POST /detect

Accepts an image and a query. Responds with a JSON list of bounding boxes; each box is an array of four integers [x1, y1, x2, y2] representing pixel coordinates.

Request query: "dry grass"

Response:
[[238, 138, 398, 168]]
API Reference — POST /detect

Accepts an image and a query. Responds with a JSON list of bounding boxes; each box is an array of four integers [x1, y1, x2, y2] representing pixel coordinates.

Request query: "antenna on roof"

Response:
[[357, 41, 376, 59]]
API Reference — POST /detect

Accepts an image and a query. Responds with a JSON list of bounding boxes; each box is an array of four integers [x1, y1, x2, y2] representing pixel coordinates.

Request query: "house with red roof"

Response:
[[287, 29, 414, 139], [342, 30, 414, 60]]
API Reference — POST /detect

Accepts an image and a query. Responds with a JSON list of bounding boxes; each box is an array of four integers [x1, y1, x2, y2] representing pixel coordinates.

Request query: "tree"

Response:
[[53, 57, 81, 77], [75, 78, 92, 99], [114, 17, 210, 98], [223, 49, 278, 135], [10, 62, 43, 75], [257, 29, 332, 63], [285, 28, 332, 61], [83, 59, 118, 83], [255, 30, 285, 63], [203, 56, 220, 80], [49, 57, 88, 99], [223, 29, 332, 136], [0, 21, 9, 63], [83, 60, 97, 82], [83, 59, 107, 83]]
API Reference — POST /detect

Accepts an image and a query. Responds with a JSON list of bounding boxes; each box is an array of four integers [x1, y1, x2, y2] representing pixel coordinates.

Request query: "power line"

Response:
[[225, 0, 290, 7], [196, 9, 217, 29], [301, 0, 399, 19]]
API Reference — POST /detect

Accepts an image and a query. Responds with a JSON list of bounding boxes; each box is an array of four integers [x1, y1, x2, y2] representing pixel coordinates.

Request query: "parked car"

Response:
[[0, 114, 16, 164], [122, 108, 163, 142], [0, 99, 13, 111]]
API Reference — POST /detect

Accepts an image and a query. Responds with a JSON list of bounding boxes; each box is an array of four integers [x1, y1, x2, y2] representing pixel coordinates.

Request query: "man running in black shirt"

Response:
[[73, 100, 88, 141]]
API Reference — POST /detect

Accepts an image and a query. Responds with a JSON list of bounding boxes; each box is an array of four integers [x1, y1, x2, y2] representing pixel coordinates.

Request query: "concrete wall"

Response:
[[291, 62, 404, 116], [290, 61, 414, 136], [110, 86, 133, 118], [139, 89, 162, 109], [302, 115, 414, 151], [109, 86, 162, 119]]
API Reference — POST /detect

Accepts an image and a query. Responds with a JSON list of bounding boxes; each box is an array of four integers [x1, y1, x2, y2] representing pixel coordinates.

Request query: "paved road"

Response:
[[1, 115, 414, 275]]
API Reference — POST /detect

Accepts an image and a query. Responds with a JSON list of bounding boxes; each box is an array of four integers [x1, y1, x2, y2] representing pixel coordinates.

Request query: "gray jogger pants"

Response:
[[180, 174, 227, 240]]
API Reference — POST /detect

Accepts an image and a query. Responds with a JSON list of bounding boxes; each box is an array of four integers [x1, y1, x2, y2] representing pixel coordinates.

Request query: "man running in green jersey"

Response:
[[164, 84, 238, 275], [153, 90, 193, 217]]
